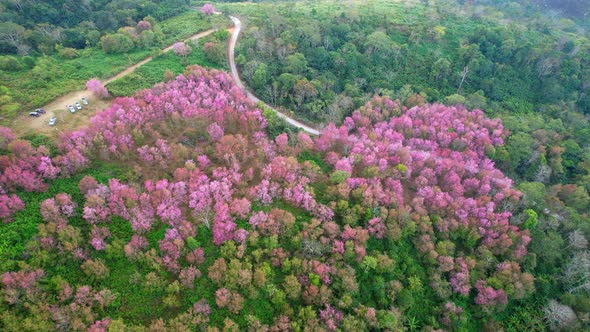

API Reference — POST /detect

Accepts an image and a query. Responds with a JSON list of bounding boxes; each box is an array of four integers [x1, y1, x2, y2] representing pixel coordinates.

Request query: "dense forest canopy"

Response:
[[0, 0, 191, 54], [234, 0, 590, 125]]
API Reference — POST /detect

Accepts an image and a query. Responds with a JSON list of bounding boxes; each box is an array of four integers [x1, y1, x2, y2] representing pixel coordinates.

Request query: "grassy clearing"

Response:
[[107, 38, 223, 97]]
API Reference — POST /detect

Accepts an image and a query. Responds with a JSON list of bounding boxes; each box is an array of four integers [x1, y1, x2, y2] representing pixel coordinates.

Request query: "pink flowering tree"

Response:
[[86, 78, 109, 99], [89, 226, 111, 251], [201, 3, 215, 15], [136, 20, 152, 32], [41, 193, 77, 223], [207, 123, 224, 142], [172, 42, 192, 58], [319, 304, 343, 331], [158, 228, 184, 272], [124, 235, 148, 259], [0, 194, 24, 223], [1, 269, 45, 304]]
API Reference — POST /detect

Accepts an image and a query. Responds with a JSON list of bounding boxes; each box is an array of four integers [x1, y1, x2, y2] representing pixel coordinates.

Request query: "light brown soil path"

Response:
[[13, 28, 217, 137], [15, 14, 322, 138]]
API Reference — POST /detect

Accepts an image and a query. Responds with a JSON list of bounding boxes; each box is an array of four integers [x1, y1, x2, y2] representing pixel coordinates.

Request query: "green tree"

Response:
[[0, 22, 28, 54], [252, 63, 269, 90], [285, 53, 308, 75], [100, 33, 134, 53], [505, 132, 535, 173], [365, 31, 397, 63], [431, 57, 451, 82]]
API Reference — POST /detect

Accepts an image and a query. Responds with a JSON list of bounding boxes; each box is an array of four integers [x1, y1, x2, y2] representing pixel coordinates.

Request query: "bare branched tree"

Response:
[[535, 164, 552, 183], [562, 251, 590, 294], [457, 66, 469, 93], [544, 300, 577, 331], [568, 230, 589, 250]]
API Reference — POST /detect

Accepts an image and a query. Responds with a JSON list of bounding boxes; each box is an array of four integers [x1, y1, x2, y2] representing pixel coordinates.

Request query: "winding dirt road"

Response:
[[16, 28, 218, 136], [227, 16, 320, 136], [16, 13, 321, 137]]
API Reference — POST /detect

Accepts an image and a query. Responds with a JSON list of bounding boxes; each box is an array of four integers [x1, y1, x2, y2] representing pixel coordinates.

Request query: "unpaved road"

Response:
[[227, 16, 320, 136], [15, 28, 217, 136], [15, 14, 321, 137]]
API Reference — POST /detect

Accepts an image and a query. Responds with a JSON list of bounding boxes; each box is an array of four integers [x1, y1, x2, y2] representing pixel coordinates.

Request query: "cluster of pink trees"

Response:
[[0, 127, 62, 222], [37, 193, 84, 257], [0, 194, 24, 224], [312, 96, 534, 309], [62, 67, 266, 165], [0, 66, 537, 329], [53, 66, 330, 252], [1, 269, 45, 305]]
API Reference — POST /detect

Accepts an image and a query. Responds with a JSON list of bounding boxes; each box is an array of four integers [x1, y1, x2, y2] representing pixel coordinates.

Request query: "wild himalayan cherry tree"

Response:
[[136, 20, 152, 33], [313, 95, 534, 309], [0, 127, 61, 222], [201, 4, 215, 15], [86, 79, 109, 99], [172, 42, 191, 58]]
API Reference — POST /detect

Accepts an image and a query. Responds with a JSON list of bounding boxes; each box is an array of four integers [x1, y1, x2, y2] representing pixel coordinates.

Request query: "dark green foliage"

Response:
[[231, 0, 590, 125], [0, 0, 192, 54]]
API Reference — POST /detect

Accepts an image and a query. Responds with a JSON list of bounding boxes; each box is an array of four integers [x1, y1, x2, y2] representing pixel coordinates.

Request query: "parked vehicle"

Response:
[[48, 116, 57, 126], [68, 105, 76, 113], [28, 111, 40, 117], [75, 102, 82, 110], [35, 108, 46, 114], [81, 97, 88, 105]]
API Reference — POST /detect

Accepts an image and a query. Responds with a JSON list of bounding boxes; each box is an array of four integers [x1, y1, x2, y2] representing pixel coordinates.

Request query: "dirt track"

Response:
[[227, 16, 320, 135], [15, 14, 321, 138], [14, 29, 217, 137]]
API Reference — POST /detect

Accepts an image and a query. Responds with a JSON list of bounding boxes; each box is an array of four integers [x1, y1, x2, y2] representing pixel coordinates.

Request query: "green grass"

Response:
[[159, 11, 228, 46], [107, 42, 223, 97], [0, 50, 152, 121]]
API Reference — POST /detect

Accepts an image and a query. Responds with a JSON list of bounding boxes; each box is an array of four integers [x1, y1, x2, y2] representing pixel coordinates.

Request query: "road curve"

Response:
[[227, 16, 320, 136]]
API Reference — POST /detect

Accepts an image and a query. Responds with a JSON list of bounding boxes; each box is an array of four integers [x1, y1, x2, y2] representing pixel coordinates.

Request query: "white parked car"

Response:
[[68, 105, 76, 113], [48, 116, 57, 126], [81, 97, 88, 105], [75, 102, 82, 110]]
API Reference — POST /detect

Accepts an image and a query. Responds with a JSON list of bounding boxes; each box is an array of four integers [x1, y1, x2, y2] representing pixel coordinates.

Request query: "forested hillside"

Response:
[[0, 66, 539, 330], [228, 1, 590, 329], [0, 1, 589, 331], [537, 0, 590, 18], [233, 1, 590, 124]]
